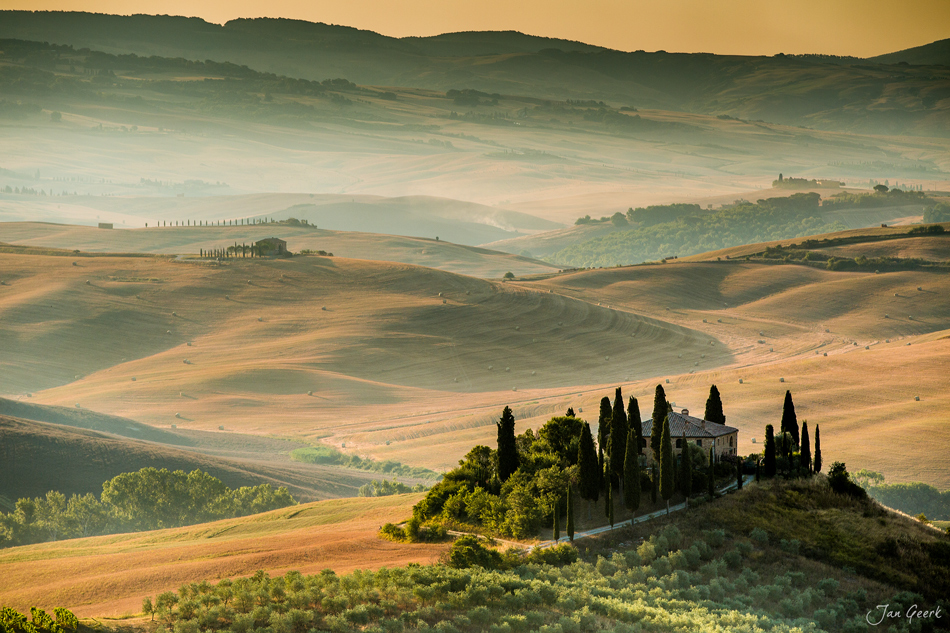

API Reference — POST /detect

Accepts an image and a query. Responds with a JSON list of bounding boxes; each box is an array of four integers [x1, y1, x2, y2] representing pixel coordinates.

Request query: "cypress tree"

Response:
[[597, 397, 612, 455], [623, 430, 641, 519], [781, 390, 800, 446], [577, 422, 600, 518], [597, 445, 605, 493], [628, 396, 642, 444], [813, 424, 822, 473], [496, 406, 519, 482], [553, 497, 560, 543], [566, 485, 575, 542], [679, 431, 692, 504], [609, 387, 628, 485], [650, 462, 658, 504], [651, 385, 667, 463], [800, 421, 811, 473], [659, 415, 674, 514], [763, 424, 777, 478], [566, 407, 575, 417], [755, 457, 761, 482], [737, 457, 744, 490], [604, 462, 612, 521], [707, 448, 715, 499], [704, 385, 726, 424]]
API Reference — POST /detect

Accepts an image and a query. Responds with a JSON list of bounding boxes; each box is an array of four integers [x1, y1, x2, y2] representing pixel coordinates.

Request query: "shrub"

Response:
[[447, 536, 503, 569], [750, 527, 768, 545]]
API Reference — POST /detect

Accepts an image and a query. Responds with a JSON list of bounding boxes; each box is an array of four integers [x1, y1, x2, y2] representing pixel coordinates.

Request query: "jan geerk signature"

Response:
[[867, 604, 943, 626]]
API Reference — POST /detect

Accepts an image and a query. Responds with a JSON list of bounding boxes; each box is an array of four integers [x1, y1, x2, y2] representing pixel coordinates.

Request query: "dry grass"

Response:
[[0, 494, 443, 617]]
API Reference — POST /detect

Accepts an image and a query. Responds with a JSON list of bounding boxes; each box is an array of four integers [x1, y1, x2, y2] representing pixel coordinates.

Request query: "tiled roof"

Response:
[[641, 411, 738, 439]]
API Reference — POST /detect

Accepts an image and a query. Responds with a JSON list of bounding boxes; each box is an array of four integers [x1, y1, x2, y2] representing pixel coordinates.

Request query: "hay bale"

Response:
[[825, 328, 830, 333], [307, 390, 313, 395], [515, 326, 520, 330], [171, 424, 177, 429], [72, 262, 78, 266], [438, 292, 443, 297], [865, 346, 870, 350], [183, 359, 189, 364], [531, 370, 536, 376], [488, 365, 493, 370], [247, 280, 252, 284], [131, 377, 136, 381], [779, 377, 785, 383], [823, 352, 827, 357], [884, 314, 889, 318], [225, 295, 229, 300], [702, 319, 707, 323], [186, 342, 192, 347], [665, 379, 670, 384], [175, 413, 181, 418], [166, 330, 172, 334], [917, 286, 923, 291], [442, 299, 446, 304], [915, 396, 920, 401], [218, 425, 224, 430], [717, 319, 723, 323], [172, 311, 177, 317], [505, 367, 510, 372], [258, 316, 263, 322], [886, 339, 890, 343], [738, 378, 743, 384], [322, 306, 327, 311], [75, 403, 81, 408], [85, 280, 91, 285]]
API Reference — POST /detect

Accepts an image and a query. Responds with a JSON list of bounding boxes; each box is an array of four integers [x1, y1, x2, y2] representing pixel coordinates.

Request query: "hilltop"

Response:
[[1, 13, 948, 136]]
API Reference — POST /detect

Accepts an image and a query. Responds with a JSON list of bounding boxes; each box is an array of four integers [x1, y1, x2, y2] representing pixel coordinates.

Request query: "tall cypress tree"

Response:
[[650, 462, 658, 504], [651, 384, 667, 463], [577, 422, 600, 518], [800, 421, 811, 473], [597, 396, 612, 454], [597, 445, 605, 494], [628, 396, 642, 445], [623, 430, 641, 519], [704, 385, 726, 424], [496, 406, 519, 482], [609, 387, 628, 485], [763, 424, 777, 478], [659, 415, 674, 514], [604, 460, 612, 521], [566, 485, 575, 541], [679, 431, 692, 504], [553, 497, 560, 543], [813, 424, 822, 474], [781, 391, 800, 446]]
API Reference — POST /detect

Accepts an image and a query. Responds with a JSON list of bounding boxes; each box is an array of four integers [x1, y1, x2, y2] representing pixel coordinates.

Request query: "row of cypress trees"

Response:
[[761, 390, 822, 478]]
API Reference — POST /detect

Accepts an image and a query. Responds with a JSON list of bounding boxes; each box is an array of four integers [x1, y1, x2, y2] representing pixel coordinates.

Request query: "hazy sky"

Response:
[[2, 0, 949, 57]]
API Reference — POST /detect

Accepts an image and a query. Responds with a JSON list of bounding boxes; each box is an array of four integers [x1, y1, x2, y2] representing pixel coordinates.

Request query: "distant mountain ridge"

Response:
[[0, 10, 947, 135]]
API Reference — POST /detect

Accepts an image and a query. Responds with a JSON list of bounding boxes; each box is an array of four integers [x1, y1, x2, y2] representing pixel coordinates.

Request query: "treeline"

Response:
[[0, 467, 296, 548], [357, 479, 428, 498], [290, 446, 440, 479], [853, 470, 950, 520], [924, 202, 950, 223], [820, 187, 928, 210], [0, 607, 78, 633], [556, 193, 845, 267]]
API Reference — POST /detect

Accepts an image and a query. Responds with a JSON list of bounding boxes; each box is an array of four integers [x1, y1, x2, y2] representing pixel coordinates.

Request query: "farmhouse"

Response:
[[255, 237, 287, 255], [642, 409, 738, 461]]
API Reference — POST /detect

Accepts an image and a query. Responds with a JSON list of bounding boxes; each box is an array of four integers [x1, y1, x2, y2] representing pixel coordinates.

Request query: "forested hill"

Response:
[[1, 11, 948, 135]]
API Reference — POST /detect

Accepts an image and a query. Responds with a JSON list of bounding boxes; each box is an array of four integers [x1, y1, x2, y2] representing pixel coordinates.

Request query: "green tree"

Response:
[[604, 459, 612, 525], [763, 424, 777, 478], [623, 430, 641, 518], [704, 385, 725, 424], [35, 491, 67, 541], [651, 385, 667, 463], [650, 462, 658, 504], [566, 485, 575, 542], [552, 497, 560, 543], [800, 421, 811, 473], [142, 597, 154, 621], [679, 431, 692, 504], [597, 396, 612, 454], [781, 390, 800, 446], [577, 422, 600, 518], [496, 406, 519, 483], [659, 416, 674, 514], [609, 387, 628, 487], [65, 492, 107, 538], [814, 424, 822, 474], [627, 396, 642, 445]]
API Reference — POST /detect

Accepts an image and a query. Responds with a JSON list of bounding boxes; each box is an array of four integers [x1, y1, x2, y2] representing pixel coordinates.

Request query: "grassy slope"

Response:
[[0, 493, 441, 617], [0, 221, 561, 278], [0, 414, 397, 502]]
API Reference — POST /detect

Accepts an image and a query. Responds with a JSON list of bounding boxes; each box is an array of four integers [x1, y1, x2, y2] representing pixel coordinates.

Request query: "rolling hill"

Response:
[[1, 13, 948, 135], [0, 493, 440, 617]]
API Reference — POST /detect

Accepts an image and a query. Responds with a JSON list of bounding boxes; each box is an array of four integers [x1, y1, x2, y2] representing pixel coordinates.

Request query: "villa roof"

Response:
[[641, 410, 738, 439]]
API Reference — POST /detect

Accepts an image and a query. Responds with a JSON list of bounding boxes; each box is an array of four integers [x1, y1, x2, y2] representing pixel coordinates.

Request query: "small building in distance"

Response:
[[97, 222, 113, 229], [255, 237, 288, 256], [642, 409, 738, 461]]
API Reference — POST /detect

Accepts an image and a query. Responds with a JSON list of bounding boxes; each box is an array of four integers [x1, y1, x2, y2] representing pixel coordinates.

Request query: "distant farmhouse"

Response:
[[642, 409, 738, 461], [255, 237, 287, 256]]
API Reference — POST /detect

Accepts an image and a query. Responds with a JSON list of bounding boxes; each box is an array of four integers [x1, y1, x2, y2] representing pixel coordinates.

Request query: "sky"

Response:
[[1, 0, 948, 57]]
